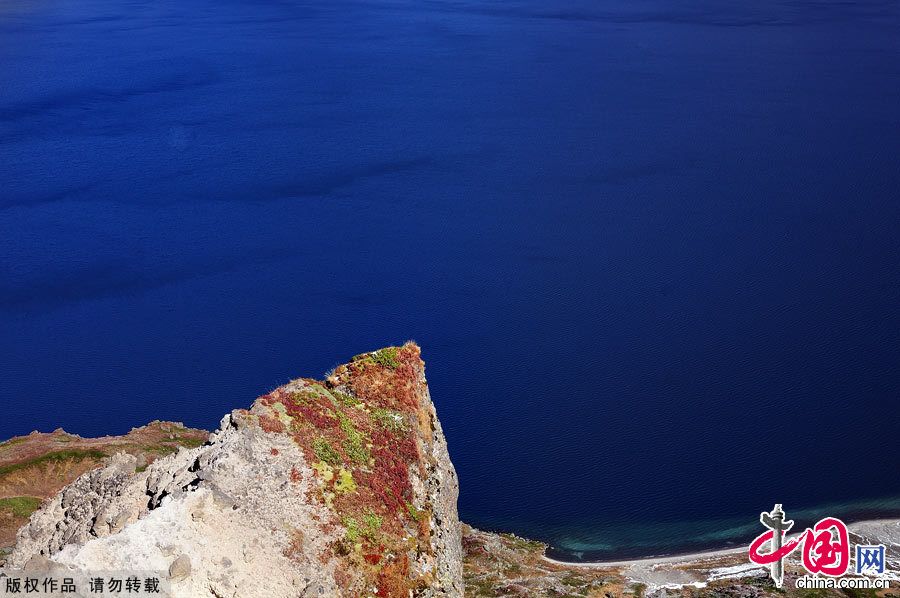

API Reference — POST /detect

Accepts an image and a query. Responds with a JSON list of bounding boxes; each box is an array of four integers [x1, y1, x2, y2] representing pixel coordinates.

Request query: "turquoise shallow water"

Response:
[[1, 0, 898, 559], [540, 496, 900, 561]]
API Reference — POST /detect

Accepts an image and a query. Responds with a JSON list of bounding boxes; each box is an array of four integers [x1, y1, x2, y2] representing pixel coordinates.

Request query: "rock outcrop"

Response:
[[9, 343, 463, 598], [0, 421, 207, 549]]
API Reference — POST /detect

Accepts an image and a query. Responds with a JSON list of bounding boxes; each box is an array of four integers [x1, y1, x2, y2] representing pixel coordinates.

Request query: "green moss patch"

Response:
[[172, 436, 206, 448], [0, 496, 42, 518], [352, 346, 401, 369], [334, 468, 357, 494], [337, 412, 370, 465], [406, 502, 423, 522], [313, 438, 342, 466], [361, 510, 383, 540], [0, 449, 107, 478], [371, 407, 407, 432], [332, 390, 361, 408], [371, 347, 400, 368], [499, 533, 546, 553]]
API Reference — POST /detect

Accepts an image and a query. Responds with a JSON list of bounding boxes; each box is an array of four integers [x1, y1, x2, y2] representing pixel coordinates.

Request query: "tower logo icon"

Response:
[[749, 504, 852, 586], [752, 504, 794, 587]]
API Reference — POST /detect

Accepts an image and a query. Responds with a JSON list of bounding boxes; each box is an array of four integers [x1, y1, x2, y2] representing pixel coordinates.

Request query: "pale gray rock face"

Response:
[[416, 382, 464, 596], [9, 346, 464, 598], [11, 413, 342, 597]]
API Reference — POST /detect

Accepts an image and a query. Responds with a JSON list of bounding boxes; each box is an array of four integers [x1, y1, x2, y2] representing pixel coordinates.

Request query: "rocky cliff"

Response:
[[0, 422, 207, 549], [9, 343, 463, 598], [6, 345, 898, 598]]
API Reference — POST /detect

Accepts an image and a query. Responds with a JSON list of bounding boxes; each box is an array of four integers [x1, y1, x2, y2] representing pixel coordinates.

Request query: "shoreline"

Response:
[[541, 517, 900, 569], [543, 545, 746, 569]]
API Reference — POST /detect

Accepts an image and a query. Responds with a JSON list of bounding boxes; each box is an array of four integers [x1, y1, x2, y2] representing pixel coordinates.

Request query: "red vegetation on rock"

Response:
[[343, 344, 423, 412], [364, 553, 382, 565], [368, 427, 417, 512], [375, 553, 411, 598], [333, 568, 351, 591], [258, 415, 284, 434], [282, 390, 339, 431], [282, 528, 305, 561], [250, 343, 436, 596]]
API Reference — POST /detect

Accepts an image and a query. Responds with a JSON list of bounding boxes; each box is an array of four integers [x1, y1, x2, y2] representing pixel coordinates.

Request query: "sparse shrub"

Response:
[[362, 510, 382, 540], [371, 408, 407, 432], [332, 390, 360, 407], [313, 438, 341, 465], [289, 390, 314, 406], [371, 347, 400, 369], [342, 516, 361, 543], [346, 343, 421, 411], [369, 426, 417, 512], [173, 436, 206, 448], [337, 412, 370, 464], [406, 502, 422, 522], [343, 440, 370, 465]]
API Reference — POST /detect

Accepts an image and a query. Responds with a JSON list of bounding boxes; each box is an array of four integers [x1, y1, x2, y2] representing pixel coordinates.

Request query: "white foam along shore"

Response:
[[542, 518, 900, 569], [543, 544, 746, 569]]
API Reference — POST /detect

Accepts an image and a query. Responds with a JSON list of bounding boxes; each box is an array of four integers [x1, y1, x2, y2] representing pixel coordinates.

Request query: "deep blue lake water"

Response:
[[2, 0, 899, 560]]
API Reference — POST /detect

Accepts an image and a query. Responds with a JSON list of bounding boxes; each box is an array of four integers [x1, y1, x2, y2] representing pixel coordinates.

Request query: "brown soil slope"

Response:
[[0, 421, 207, 550]]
